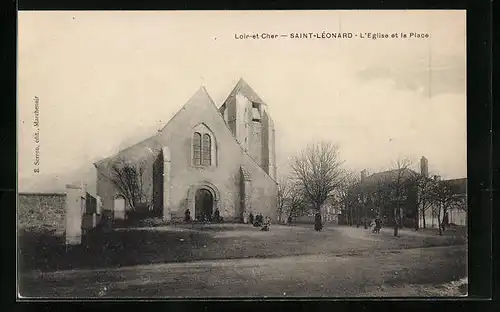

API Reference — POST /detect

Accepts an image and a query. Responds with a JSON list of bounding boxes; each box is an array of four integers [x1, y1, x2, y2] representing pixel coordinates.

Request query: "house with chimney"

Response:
[[343, 157, 467, 229]]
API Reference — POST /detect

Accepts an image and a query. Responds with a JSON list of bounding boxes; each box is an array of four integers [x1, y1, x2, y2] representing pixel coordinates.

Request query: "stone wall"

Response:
[[419, 206, 467, 228], [19, 188, 104, 246], [18, 193, 66, 232]]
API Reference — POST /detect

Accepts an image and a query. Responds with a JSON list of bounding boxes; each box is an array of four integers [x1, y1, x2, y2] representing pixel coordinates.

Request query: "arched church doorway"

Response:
[[195, 188, 213, 221]]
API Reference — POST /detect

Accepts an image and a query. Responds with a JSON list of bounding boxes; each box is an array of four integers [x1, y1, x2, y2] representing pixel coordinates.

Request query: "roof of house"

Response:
[[444, 178, 467, 195], [364, 168, 418, 184]]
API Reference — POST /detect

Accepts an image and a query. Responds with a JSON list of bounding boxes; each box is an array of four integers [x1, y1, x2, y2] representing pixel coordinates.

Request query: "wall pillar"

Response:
[[96, 195, 102, 215], [243, 180, 252, 215], [65, 184, 86, 245], [240, 166, 252, 219], [162, 146, 172, 221]]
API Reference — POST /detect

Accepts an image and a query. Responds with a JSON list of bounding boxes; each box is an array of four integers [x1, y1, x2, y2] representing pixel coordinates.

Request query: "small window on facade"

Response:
[[193, 132, 202, 165], [252, 103, 261, 122], [202, 134, 211, 166]]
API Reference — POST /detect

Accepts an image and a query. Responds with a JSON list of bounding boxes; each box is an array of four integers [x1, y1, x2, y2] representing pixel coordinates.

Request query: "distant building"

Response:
[[343, 156, 467, 229], [292, 197, 341, 224], [421, 177, 467, 228], [321, 201, 342, 223], [354, 165, 420, 228]]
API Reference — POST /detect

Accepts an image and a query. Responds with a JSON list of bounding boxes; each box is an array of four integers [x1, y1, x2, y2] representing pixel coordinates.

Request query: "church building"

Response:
[[94, 79, 278, 222]]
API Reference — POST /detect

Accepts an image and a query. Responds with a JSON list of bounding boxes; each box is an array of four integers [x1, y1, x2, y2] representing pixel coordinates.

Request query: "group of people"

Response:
[[184, 208, 224, 223], [183, 208, 273, 230], [371, 216, 382, 234], [243, 211, 271, 231]]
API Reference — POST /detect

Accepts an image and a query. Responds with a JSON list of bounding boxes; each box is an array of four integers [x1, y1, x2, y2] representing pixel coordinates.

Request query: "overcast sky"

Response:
[[18, 10, 466, 192]]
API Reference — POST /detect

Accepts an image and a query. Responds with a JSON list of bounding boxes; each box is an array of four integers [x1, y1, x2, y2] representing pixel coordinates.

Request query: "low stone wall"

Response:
[[18, 193, 66, 233], [19, 187, 104, 245]]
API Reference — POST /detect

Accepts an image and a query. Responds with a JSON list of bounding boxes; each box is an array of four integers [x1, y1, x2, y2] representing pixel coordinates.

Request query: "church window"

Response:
[[193, 132, 202, 165], [192, 124, 216, 168], [202, 134, 212, 166]]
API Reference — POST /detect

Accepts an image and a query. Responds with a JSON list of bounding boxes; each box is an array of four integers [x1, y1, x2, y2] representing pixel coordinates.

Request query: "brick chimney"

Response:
[[420, 156, 429, 177]]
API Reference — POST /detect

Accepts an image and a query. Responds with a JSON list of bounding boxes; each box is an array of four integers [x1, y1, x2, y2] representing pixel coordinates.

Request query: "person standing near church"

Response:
[[314, 212, 323, 231]]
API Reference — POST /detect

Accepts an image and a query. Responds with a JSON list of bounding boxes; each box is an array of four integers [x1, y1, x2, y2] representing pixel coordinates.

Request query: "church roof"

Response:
[[94, 86, 215, 167], [225, 78, 266, 105], [93, 82, 276, 184]]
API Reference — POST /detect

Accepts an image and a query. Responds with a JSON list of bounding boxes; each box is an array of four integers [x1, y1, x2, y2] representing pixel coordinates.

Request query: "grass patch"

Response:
[[19, 224, 466, 273]]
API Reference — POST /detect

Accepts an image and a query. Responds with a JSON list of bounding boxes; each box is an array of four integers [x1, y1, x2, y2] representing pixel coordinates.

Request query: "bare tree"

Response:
[[386, 158, 413, 236], [291, 141, 345, 229], [372, 179, 392, 222], [334, 170, 360, 226], [277, 177, 292, 223], [429, 176, 460, 235], [408, 172, 435, 229], [110, 158, 149, 212], [287, 182, 308, 221]]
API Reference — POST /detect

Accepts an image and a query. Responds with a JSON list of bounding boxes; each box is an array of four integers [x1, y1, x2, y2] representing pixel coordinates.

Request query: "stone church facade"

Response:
[[94, 79, 278, 222]]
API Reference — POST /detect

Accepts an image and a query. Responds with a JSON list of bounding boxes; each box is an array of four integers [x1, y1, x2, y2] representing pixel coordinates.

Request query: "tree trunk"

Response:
[[437, 204, 443, 236], [348, 203, 352, 226], [422, 210, 426, 228], [399, 208, 404, 229], [442, 208, 449, 229], [356, 207, 360, 227], [414, 205, 419, 231]]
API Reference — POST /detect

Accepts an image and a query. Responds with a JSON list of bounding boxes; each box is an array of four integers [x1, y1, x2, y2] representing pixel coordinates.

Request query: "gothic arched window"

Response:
[[202, 134, 212, 166], [193, 132, 202, 165]]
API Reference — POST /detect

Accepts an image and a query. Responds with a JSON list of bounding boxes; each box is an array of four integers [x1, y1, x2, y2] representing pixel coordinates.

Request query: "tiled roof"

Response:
[[444, 178, 467, 195], [364, 168, 418, 184]]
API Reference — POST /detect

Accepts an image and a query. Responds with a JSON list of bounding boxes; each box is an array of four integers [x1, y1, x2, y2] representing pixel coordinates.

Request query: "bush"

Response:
[[126, 203, 157, 221]]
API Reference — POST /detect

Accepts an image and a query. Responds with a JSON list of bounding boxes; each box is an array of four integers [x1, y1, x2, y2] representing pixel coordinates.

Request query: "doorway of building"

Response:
[[195, 188, 213, 221]]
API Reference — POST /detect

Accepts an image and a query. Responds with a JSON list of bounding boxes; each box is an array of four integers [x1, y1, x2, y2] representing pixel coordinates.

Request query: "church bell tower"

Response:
[[219, 78, 277, 180]]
